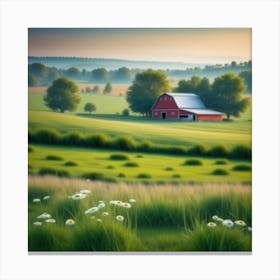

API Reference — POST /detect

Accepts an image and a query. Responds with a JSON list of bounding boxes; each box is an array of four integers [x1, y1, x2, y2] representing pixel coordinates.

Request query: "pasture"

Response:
[[28, 176, 252, 252]]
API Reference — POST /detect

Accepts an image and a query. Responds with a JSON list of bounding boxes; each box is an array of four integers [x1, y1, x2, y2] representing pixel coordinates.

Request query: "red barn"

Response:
[[151, 93, 223, 121]]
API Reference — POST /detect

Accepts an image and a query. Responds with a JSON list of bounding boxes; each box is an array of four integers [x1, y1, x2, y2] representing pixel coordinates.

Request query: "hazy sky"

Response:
[[28, 28, 251, 64]]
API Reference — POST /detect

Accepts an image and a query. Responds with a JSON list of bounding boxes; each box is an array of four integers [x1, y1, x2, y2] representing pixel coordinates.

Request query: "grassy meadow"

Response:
[[28, 85, 252, 252]]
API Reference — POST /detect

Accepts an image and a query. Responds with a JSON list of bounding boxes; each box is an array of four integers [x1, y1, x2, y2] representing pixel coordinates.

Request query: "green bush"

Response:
[[106, 165, 115, 169], [62, 132, 84, 146], [229, 145, 251, 160], [109, 154, 129, 160], [139, 140, 154, 151], [172, 174, 181, 178], [64, 161, 78, 167], [167, 146, 187, 155], [45, 155, 64, 161], [122, 108, 130, 116], [137, 173, 152, 179], [85, 134, 109, 148], [207, 145, 228, 158], [183, 159, 203, 166], [38, 167, 70, 177], [81, 172, 116, 182], [28, 146, 34, 152], [187, 144, 206, 156], [117, 173, 126, 178], [214, 160, 228, 165], [113, 136, 137, 151], [165, 167, 174, 171], [124, 162, 139, 167], [232, 164, 251, 171], [34, 129, 61, 145], [212, 168, 229, 175]]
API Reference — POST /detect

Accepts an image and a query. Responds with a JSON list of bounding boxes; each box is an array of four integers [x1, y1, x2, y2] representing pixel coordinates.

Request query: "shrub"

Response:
[[34, 129, 61, 145], [62, 132, 84, 146], [85, 134, 109, 148], [117, 173, 126, 178], [214, 160, 228, 165], [207, 145, 228, 158], [165, 167, 174, 171], [106, 165, 115, 169], [38, 167, 70, 177], [212, 168, 229, 175], [167, 146, 187, 155], [64, 161, 78, 167], [136, 154, 144, 158], [183, 159, 203, 166], [232, 164, 252, 171], [81, 172, 105, 181], [187, 144, 206, 156], [172, 174, 181, 178], [113, 136, 137, 151], [109, 154, 129, 160], [122, 108, 130, 116], [229, 145, 252, 160], [137, 173, 152, 179], [45, 155, 64, 161], [123, 162, 139, 167]]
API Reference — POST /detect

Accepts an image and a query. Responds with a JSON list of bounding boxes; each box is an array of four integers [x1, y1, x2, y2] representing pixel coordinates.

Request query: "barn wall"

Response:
[[152, 110, 179, 119], [196, 115, 223, 121], [152, 94, 178, 110]]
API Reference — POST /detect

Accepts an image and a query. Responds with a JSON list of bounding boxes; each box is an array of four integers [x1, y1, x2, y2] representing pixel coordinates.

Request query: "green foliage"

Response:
[[38, 167, 70, 177], [229, 145, 251, 160], [85, 134, 109, 148], [44, 78, 80, 113], [28, 74, 39, 87], [126, 69, 171, 115], [28, 146, 34, 152], [211, 73, 248, 120], [183, 159, 203, 166], [239, 70, 252, 93], [113, 136, 137, 151], [187, 144, 206, 156], [62, 132, 84, 146], [64, 161, 78, 167], [207, 145, 228, 158], [232, 164, 251, 171], [84, 102, 96, 113], [103, 82, 112, 94], [211, 168, 229, 175], [214, 160, 228, 165], [92, 68, 108, 83], [109, 154, 129, 160], [122, 108, 130, 116], [124, 162, 139, 167], [33, 129, 61, 145], [45, 155, 64, 161]]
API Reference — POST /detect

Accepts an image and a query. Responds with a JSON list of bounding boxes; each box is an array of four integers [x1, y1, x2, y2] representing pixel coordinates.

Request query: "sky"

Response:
[[28, 28, 251, 64]]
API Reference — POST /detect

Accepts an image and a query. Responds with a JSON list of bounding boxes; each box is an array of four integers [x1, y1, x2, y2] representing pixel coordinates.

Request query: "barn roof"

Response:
[[165, 93, 206, 109], [182, 108, 223, 115]]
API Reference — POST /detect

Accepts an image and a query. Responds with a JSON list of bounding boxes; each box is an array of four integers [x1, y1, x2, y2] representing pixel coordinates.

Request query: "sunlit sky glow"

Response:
[[28, 28, 251, 64]]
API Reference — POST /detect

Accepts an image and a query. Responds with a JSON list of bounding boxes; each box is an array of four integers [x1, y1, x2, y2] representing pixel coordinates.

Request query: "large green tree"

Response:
[[44, 78, 80, 113], [211, 73, 249, 120], [126, 69, 170, 116]]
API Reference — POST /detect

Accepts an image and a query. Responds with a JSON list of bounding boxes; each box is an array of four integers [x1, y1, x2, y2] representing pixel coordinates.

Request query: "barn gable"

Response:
[[151, 92, 223, 121]]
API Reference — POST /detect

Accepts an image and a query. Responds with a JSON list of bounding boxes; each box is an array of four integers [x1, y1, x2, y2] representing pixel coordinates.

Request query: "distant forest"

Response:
[[28, 57, 252, 93]]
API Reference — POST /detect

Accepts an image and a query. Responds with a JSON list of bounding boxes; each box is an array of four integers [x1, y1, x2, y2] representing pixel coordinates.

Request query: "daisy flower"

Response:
[[222, 219, 234, 228], [80, 189, 91, 194], [65, 219, 75, 226], [33, 221, 42, 226], [85, 207, 99, 215], [207, 222, 217, 227], [234, 220, 246, 227], [116, 215, 124, 222], [212, 215, 219, 221], [37, 213, 52, 219], [45, 218, 56, 223], [71, 193, 87, 200], [33, 198, 40, 203], [43, 195, 50, 200], [129, 198, 136, 203]]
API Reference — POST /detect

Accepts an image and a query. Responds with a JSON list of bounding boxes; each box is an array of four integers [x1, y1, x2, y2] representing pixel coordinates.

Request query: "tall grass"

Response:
[[28, 176, 252, 252]]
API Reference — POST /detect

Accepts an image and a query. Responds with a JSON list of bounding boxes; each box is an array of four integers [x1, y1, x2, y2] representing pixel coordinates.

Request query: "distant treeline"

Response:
[[28, 60, 252, 93], [28, 129, 252, 160]]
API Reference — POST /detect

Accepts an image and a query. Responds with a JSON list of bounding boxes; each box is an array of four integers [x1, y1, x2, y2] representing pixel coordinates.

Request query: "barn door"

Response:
[[161, 112, 166, 119]]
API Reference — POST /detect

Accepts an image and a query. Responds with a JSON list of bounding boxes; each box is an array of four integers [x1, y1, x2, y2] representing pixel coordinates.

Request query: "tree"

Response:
[[44, 78, 80, 113], [211, 73, 248, 120], [239, 70, 252, 93], [174, 76, 202, 93], [122, 108, 130, 116], [92, 85, 100, 94], [114, 67, 132, 82], [126, 69, 171, 116], [28, 74, 38, 87], [66, 67, 80, 79], [84, 102, 96, 114], [92, 68, 108, 83], [103, 82, 112, 94]]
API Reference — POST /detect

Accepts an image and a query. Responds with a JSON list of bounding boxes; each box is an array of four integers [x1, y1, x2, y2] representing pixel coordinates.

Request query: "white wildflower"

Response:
[[33, 198, 40, 203], [45, 218, 56, 223], [102, 212, 109, 216], [122, 202, 131, 209], [65, 219, 75, 226], [234, 220, 246, 227], [207, 222, 217, 227], [96, 219, 103, 223], [247, 226, 252, 232], [71, 193, 87, 200], [98, 201, 106, 209], [80, 189, 91, 194], [116, 215, 124, 222], [212, 215, 219, 221], [85, 206, 99, 215], [216, 217, 224, 223], [109, 200, 122, 206], [222, 219, 234, 228], [33, 221, 42, 226], [129, 198, 136, 203], [37, 213, 52, 219], [43, 195, 50, 200]]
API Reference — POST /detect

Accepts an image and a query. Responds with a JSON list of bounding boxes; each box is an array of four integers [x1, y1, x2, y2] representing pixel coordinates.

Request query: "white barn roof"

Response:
[[163, 93, 222, 115]]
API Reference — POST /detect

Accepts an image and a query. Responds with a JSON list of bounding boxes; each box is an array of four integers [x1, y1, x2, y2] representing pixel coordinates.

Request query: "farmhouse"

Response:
[[151, 93, 223, 121]]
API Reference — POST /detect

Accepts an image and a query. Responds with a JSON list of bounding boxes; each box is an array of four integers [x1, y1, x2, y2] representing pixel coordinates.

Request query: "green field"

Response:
[[28, 176, 252, 252], [28, 144, 251, 184], [28, 92, 251, 149]]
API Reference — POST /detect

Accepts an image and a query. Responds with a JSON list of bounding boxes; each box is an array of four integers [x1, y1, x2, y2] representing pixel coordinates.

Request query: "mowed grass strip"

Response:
[[28, 145, 252, 183]]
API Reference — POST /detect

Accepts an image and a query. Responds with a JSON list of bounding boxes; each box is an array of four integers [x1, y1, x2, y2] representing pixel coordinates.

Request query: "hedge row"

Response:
[[28, 129, 251, 160]]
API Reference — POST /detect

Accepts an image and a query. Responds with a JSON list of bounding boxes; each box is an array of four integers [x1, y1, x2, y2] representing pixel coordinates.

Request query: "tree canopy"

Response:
[[44, 78, 80, 113], [84, 102, 96, 113], [126, 69, 170, 116]]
